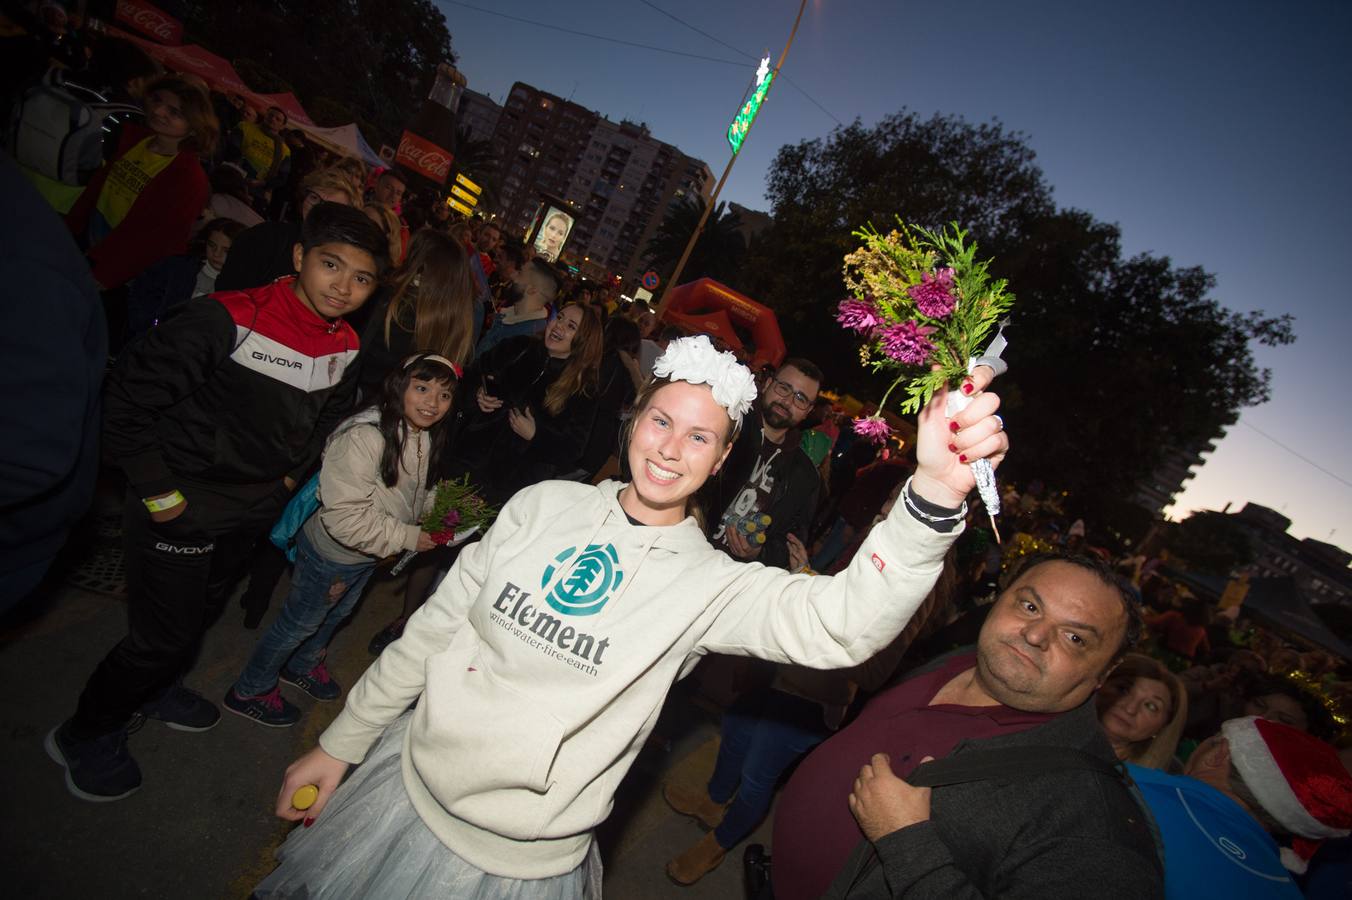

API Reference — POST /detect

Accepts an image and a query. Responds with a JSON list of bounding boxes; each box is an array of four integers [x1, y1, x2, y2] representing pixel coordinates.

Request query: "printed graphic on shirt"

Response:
[[232, 326, 357, 393], [237, 120, 290, 178], [714, 441, 781, 543], [490, 581, 613, 677], [95, 137, 175, 228], [1176, 790, 1292, 882], [541, 544, 624, 617]]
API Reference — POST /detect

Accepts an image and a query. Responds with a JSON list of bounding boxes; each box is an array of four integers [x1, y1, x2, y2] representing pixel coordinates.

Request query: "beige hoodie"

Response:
[[302, 410, 434, 565], [319, 479, 960, 878]]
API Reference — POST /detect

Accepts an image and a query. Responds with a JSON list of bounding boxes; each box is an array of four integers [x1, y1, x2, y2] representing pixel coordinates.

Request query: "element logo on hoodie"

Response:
[[542, 544, 624, 617]]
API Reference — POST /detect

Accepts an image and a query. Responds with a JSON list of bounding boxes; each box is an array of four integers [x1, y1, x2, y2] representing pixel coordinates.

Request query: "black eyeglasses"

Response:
[[770, 378, 814, 410]]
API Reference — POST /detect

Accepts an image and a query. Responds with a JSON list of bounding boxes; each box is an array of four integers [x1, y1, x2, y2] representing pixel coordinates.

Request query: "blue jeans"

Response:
[[234, 529, 375, 697], [708, 688, 830, 848]]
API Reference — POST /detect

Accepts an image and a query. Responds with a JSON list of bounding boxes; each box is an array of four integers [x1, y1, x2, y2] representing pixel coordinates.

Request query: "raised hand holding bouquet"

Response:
[[838, 222, 1013, 537], [388, 475, 499, 575]]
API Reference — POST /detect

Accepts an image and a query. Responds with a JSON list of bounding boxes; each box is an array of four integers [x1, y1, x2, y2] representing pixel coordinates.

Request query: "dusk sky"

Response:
[[439, 0, 1352, 548]]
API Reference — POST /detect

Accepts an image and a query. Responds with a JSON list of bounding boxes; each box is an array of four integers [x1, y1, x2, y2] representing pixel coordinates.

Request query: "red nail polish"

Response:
[[959, 454, 968, 463], [949, 421, 959, 433], [948, 443, 958, 453], [962, 382, 974, 395], [303, 818, 314, 828]]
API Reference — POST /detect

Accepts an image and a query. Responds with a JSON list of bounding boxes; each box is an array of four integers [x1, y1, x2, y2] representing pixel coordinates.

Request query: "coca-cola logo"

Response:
[[116, 0, 184, 44], [396, 131, 453, 183]]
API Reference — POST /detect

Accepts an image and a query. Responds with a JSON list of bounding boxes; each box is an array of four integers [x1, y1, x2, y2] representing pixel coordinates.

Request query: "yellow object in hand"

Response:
[[745, 514, 771, 532], [291, 784, 319, 811]]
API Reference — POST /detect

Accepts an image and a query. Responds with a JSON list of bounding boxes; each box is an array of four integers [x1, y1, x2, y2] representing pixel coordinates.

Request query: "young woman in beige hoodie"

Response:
[[255, 337, 1008, 899]]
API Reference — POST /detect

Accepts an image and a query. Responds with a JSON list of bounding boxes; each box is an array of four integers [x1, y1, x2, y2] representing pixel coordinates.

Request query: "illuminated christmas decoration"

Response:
[[727, 56, 774, 154]]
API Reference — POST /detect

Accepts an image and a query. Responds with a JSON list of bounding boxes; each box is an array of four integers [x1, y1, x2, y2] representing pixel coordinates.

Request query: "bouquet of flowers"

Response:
[[389, 475, 499, 575], [836, 221, 1014, 524]]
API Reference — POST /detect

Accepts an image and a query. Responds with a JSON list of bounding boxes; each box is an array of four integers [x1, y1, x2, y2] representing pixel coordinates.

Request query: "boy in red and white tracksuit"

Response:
[[47, 203, 389, 802]]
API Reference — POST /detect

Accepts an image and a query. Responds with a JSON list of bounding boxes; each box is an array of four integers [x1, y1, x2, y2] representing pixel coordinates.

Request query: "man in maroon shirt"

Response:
[[769, 554, 1160, 899]]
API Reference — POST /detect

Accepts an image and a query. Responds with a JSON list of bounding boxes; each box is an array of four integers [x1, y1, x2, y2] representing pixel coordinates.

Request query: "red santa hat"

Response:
[[1222, 715, 1352, 873]]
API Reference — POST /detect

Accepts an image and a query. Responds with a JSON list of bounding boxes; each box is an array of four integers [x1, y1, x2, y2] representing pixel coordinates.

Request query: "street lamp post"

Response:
[[653, 0, 810, 320]]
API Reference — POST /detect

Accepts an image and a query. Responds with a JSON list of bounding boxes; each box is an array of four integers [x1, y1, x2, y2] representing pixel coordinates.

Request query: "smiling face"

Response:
[[544, 305, 584, 358], [975, 561, 1128, 713], [403, 376, 454, 431], [620, 381, 735, 526], [1098, 675, 1172, 744], [290, 241, 379, 320]]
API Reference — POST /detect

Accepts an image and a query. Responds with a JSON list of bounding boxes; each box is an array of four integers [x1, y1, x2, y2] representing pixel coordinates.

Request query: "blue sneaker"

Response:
[[46, 719, 143, 802], [223, 687, 301, 728], [281, 661, 342, 702], [141, 684, 220, 732]]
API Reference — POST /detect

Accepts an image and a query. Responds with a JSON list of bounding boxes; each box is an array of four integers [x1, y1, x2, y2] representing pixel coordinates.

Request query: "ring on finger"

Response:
[[993, 414, 1004, 431]]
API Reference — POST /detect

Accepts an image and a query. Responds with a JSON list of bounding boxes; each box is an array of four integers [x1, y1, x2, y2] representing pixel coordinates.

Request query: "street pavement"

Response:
[[2, 506, 773, 899]]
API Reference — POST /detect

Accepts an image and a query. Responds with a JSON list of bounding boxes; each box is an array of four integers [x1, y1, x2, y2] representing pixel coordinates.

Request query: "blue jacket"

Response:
[[1127, 763, 1302, 899], [0, 155, 105, 606], [475, 308, 549, 356]]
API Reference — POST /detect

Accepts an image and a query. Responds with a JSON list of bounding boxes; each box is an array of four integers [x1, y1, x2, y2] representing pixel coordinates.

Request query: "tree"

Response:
[[451, 124, 499, 210], [642, 195, 746, 285], [1003, 245, 1293, 514], [743, 110, 1295, 523], [180, 0, 455, 144], [739, 111, 1055, 399]]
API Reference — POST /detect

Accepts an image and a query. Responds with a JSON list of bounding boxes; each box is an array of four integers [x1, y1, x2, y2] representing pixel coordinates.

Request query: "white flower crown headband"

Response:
[[652, 334, 759, 422]]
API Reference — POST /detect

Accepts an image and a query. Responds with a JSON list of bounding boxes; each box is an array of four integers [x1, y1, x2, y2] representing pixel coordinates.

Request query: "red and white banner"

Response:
[[395, 130, 453, 184], [115, 0, 184, 45]]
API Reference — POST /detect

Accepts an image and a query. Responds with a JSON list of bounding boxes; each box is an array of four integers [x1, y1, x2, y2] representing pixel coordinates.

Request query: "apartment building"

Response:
[[474, 82, 712, 282]]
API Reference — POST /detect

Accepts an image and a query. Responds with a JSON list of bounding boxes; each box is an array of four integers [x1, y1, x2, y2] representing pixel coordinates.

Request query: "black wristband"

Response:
[[904, 483, 966, 533]]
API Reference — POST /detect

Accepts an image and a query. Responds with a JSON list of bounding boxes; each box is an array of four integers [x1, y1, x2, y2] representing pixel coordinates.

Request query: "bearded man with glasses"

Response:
[[708, 357, 823, 568]]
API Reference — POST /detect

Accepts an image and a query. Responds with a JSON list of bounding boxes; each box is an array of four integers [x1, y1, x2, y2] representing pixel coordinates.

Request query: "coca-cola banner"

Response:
[[115, 0, 184, 45], [395, 130, 453, 184]]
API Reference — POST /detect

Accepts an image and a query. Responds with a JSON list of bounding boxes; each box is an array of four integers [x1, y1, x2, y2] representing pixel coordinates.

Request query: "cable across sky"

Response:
[[441, 0, 844, 125]]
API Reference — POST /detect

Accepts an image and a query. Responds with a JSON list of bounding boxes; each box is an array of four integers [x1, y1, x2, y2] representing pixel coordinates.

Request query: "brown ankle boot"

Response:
[[666, 831, 727, 885], [662, 781, 729, 829]]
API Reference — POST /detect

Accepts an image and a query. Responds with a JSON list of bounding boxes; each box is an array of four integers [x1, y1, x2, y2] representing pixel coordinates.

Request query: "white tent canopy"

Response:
[[292, 121, 383, 168]]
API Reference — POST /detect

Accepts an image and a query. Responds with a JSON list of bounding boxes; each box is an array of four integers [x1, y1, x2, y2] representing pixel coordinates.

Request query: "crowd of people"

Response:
[[5, 10, 1352, 900]]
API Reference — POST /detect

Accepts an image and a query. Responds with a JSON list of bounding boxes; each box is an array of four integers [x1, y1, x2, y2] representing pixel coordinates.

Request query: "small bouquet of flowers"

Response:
[[836, 221, 1014, 524], [389, 475, 499, 575]]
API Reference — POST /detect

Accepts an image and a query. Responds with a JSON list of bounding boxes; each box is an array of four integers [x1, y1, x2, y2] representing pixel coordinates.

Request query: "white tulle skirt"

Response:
[[253, 713, 603, 899]]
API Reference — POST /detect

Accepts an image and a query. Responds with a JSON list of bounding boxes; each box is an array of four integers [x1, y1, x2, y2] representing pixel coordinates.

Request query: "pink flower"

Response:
[[836, 297, 882, 335], [853, 416, 892, 445], [879, 320, 936, 365], [908, 268, 956, 318], [443, 509, 462, 528]]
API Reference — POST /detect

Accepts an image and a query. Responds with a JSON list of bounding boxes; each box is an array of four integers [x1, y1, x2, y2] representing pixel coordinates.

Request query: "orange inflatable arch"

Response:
[[659, 278, 786, 371]]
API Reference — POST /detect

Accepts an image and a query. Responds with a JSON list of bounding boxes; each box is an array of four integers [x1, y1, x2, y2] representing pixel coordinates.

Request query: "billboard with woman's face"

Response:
[[531, 206, 574, 263]]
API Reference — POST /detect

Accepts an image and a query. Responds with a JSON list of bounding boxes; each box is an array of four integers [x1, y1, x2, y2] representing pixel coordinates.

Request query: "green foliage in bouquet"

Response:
[[421, 475, 499, 544], [837, 221, 1014, 415]]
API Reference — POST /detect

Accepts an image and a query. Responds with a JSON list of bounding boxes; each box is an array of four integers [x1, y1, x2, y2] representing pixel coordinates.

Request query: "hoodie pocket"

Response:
[[415, 648, 567, 840]]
